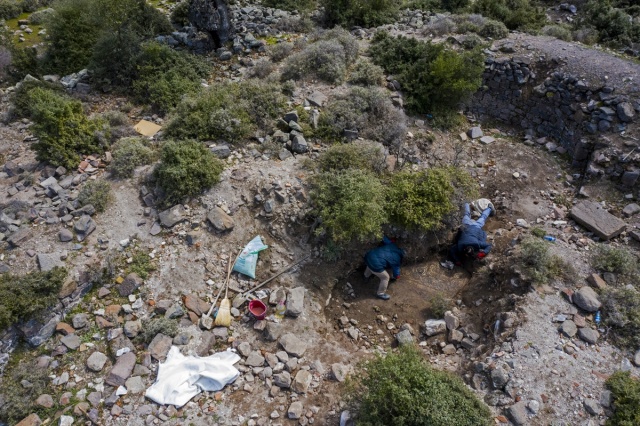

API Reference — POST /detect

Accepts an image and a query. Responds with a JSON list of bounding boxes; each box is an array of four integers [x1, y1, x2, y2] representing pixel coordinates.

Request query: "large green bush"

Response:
[[317, 141, 386, 174], [0, 0, 22, 20], [110, 137, 157, 178], [579, 0, 640, 47], [472, 0, 546, 31], [386, 168, 477, 232], [322, 0, 399, 28], [602, 287, 640, 349], [592, 245, 639, 279], [606, 371, 640, 425], [154, 140, 224, 206], [0, 267, 67, 331], [369, 32, 484, 115], [348, 346, 492, 426], [311, 169, 387, 242], [263, 0, 316, 12], [166, 80, 286, 143], [348, 58, 384, 86], [20, 86, 107, 169]]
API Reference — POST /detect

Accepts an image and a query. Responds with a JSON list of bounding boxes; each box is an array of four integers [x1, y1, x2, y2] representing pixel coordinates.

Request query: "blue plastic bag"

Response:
[[233, 236, 268, 279]]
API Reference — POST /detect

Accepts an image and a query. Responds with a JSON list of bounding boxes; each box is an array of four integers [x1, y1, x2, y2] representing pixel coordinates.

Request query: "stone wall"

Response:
[[468, 56, 640, 188]]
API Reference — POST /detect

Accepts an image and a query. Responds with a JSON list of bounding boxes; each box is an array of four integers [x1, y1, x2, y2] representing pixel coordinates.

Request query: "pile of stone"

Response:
[[423, 309, 480, 355]]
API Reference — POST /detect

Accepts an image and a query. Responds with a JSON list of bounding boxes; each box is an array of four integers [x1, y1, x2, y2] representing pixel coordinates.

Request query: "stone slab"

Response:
[[570, 201, 626, 240]]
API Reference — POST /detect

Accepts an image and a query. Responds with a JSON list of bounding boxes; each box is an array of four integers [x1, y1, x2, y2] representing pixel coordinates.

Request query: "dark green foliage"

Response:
[[170, 0, 190, 26], [592, 245, 639, 278], [90, 28, 144, 88], [322, 0, 399, 28], [0, 267, 67, 331], [140, 317, 178, 343], [369, 32, 484, 115], [20, 86, 107, 169], [0, 0, 22, 20], [318, 86, 406, 146], [541, 24, 573, 41], [602, 287, 640, 349], [0, 354, 55, 424], [386, 168, 478, 232], [311, 169, 387, 242], [479, 19, 509, 38], [519, 237, 569, 285], [348, 58, 384, 86], [166, 80, 286, 143], [78, 180, 112, 213], [131, 42, 210, 113], [348, 346, 492, 426], [442, 0, 470, 11], [530, 227, 546, 238], [318, 142, 386, 174], [472, 0, 546, 31], [606, 371, 640, 425], [110, 137, 157, 178], [263, 0, 316, 12], [154, 140, 224, 206], [580, 0, 640, 46]]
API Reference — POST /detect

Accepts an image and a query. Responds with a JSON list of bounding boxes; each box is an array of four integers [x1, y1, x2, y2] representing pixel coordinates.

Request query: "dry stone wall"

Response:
[[468, 56, 640, 188]]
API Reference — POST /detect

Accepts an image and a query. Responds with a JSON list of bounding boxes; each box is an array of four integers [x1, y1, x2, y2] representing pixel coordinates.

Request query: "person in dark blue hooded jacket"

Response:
[[443, 203, 493, 269], [364, 236, 405, 300]]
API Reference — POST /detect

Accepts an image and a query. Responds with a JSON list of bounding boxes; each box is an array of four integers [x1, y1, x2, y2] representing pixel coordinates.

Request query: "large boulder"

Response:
[[573, 286, 602, 312], [188, 0, 233, 47]]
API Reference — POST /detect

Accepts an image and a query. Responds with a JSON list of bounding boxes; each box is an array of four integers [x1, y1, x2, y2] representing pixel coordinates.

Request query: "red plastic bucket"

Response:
[[248, 299, 267, 320]]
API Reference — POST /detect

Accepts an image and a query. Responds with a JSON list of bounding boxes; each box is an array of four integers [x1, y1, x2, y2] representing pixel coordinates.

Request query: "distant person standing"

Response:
[[441, 201, 494, 269], [364, 236, 405, 300]]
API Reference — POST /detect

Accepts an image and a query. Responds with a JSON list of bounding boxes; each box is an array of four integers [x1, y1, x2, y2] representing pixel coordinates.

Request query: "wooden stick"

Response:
[[241, 255, 310, 297]]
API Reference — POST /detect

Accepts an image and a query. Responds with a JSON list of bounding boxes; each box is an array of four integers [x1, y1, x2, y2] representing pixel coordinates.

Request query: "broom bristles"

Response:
[[214, 298, 232, 327]]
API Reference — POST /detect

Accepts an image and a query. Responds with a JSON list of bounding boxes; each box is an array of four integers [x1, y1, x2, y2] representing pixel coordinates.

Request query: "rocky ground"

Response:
[[1, 2, 640, 426]]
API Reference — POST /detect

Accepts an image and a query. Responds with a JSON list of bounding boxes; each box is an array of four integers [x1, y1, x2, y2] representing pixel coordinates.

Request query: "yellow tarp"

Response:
[[134, 120, 162, 137]]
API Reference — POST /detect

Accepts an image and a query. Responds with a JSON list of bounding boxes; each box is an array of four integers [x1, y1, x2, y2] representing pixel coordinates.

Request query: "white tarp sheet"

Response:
[[145, 346, 240, 407]]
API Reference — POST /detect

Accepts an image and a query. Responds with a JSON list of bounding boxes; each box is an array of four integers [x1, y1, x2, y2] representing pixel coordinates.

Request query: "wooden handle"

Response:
[[241, 255, 310, 297]]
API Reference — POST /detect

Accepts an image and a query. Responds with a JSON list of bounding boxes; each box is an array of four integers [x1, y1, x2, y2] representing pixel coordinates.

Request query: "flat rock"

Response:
[[148, 333, 173, 362], [60, 333, 81, 350], [273, 371, 291, 388], [74, 215, 96, 241], [331, 363, 348, 382], [559, 320, 577, 338], [245, 351, 265, 367], [424, 319, 446, 336], [288, 401, 304, 419], [15, 413, 42, 426], [124, 376, 145, 394], [59, 229, 73, 242], [285, 287, 304, 318], [578, 327, 600, 344], [279, 333, 307, 357], [207, 206, 234, 232], [506, 401, 528, 425], [468, 127, 483, 139], [105, 352, 136, 387], [37, 253, 65, 272], [622, 203, 640, 217], [292, 370, 312, 393], [587, 273, 607, 290], [444, 311, 459, 330], [583, 398, 603, 415], [573, 286, 602, 312], [570, 201, 626, 240], [479, 136, 495, 144], [306, 91, 327, 107], [8, 227, 33, 247], [183, 294, 210, 316], [86, 351, 108, 372], [264, 322, 284, 341], [158, 205, 186, 228], [117, 272, 143, 297]]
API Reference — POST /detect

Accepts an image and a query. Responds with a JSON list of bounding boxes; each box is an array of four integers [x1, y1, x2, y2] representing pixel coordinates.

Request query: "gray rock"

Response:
[[331, 363, 348, 382], [468, 127, 483, 139], [60, 334, 81, 350], [491, 367, 509, 389], [264, 322, 284, 341], [7, 227, 32, 247], [59, 229, 73, 242], [291, 134, 308, 154], [279, 333, 307, 357], [105, 352, 136, 387], [444, 311, 459, 330], [86, 351, 108, 372], [148, 333, 173, 362], [634, 349, 640, 367], [19, 314, 60, 347], [396, 329, 414, 346], [577, 327, 599, 344], [87, 391, 102, 407], [269, 287, 287, 305], [72, 314, 88, 329], [273, 371, 291, 388], [117, 273, 143, 297], [506, 401, 528, 425], [622, 203, 640, 217], [306, 92, 327, 107], [158, 205, 187, 228], [74, 215, 96, 241], [188, 0, 232, 45], [292, 370, 312, 393], [207, 206, 234, 232], [165, 304, 184, 319], [283, 111, 299, 123], [621, 171, 639, 187], [237, 342, 252, 357], [123, 320, 142, 338], [172, 332, 190, 345], [479, 136, 495, 144], [246, 351, 265, 367], [449, 329, 464, 344], [285, 287, 304, 317], [559, 320, 577, 338], [124, 376, 145, 394], [570, 201, 626, 240], [617, 102, 635, 122], [288, 401, 304, 419], [37, 253, 65, 271], [210, 145, 231, 159], [600, 390, 613, 408], [573, 286, 602, 312], [424, 319, 447, 336], [583, 398, 602, 416]]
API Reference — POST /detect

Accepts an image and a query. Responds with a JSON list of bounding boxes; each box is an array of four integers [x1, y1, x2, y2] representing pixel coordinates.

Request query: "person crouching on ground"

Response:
[[364, 236, 405, 300], [442, 202, 493, 269]]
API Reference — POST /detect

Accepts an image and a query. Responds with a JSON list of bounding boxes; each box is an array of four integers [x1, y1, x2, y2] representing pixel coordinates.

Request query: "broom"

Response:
[[215, 248, 243, 327]]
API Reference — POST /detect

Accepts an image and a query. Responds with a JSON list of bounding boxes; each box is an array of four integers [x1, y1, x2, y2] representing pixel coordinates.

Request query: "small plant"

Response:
[[109, 137, 157, 178], [348, 58, 384, 86], [247, 59, 276, 79], [317, 141, 387, 174], [0, 267, 67, 331], [430, 293, 451, 318], [423, 15, 457, 36], [322, 0, 399, 28], [347, 345, 492, 425], [602, 287, 640, 349], [126, 249, 156, 279], [592, 245, 639, 278], [530, 227, 546, 238], [605, 371, 640, 425], [269, 42, 294, 63], [461, 33, 485, 49], [518, 237, 570, 286], [139, 317, 179, 343], [311, 169, 387, 243], [78, 180, 113, 213], [479, 19, 509, 39], [154, 140, 224, 206], [541, 24, 573, 41]]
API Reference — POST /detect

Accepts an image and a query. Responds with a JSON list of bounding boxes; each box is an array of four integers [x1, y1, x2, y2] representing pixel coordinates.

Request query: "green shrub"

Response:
[[518, 237, 569, 285], [386, 167, 478, 232], [29, 7, 55, 24], [319, 86, 406, 146], [247, 59, 276, 79], [0, 267, 67, 331], [348, 58, 384, 86], [580, 0, 640, 46], [170, 0, 190, 26], [90, 28, 144, 88], [541, 24, 573, 41], [311, 169, 387, 243], [573, 27, 600, 45], [322, 0, 399, 28], [0, 0, 22, 20], [78, 179, 113, 213], [0, 355, 55, 424], [430, 292, 451, 318], [369, 32, 484, 115], [442, 0, 470, 12], [530, 227, 546, 238], [423, 15, 457, 36], [318, 141, 387, 174], [131, 42, 210, 113], [479, 19, 509, 39], [139, 317, 178, 343], [126, 249, 156, 279], [348, 346, 492, 426], [281, 40, 349, 84], [606, 371, 640, 425], [592, 245, 639, 278], [461, 33, 485, 49], [154, 140, 224, 206], [269, 42, 294, 62], [275, 15, 315, 33], [166, 80, 286, 143], [20, 87, 107, 169], [263, 0, 316, 12], [110, 137, 157, 178], [602, 287, 640, 349], [472, 0, 546, 31]]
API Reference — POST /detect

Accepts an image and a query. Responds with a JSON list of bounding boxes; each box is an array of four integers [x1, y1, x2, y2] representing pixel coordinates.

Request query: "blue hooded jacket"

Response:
[[364, 239, 405, 277], [450, 225, 492, 263]]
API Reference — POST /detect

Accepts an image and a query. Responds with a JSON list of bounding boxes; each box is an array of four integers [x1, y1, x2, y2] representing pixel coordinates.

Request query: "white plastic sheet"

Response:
[[145, 346, 240, 407]]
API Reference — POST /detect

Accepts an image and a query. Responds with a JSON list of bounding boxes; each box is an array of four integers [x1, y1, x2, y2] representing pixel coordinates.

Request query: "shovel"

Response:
[[200, 254, 234, 330]]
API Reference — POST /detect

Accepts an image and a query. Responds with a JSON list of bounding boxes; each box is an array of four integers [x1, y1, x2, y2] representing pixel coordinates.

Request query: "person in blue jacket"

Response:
[[442, 202, 493, 269], [364, 236, 405, 300]]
